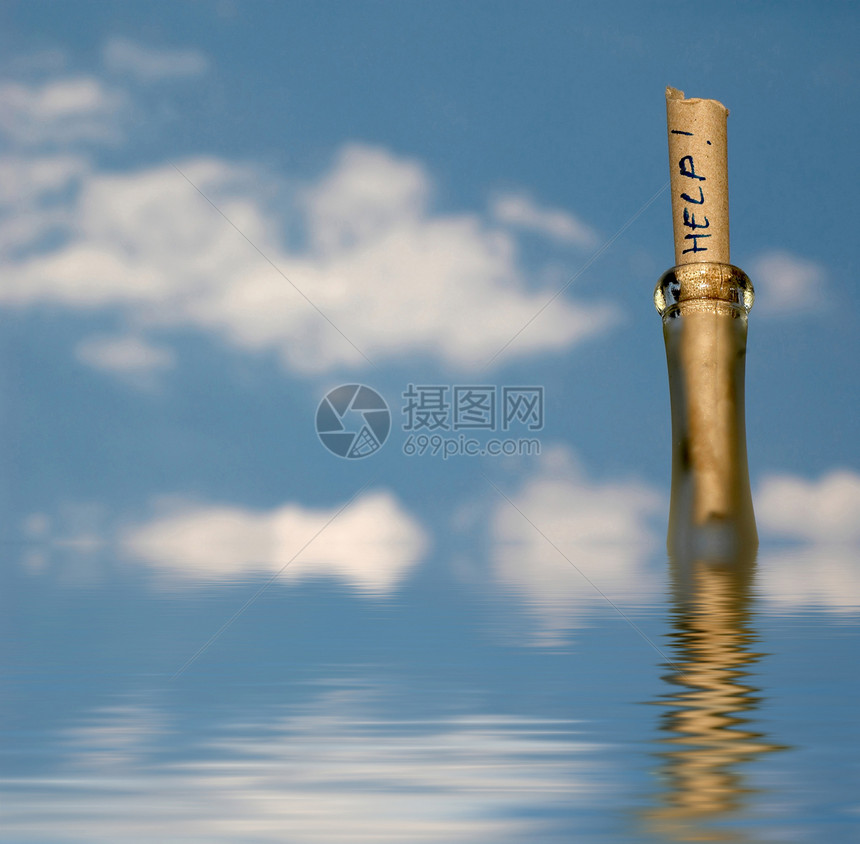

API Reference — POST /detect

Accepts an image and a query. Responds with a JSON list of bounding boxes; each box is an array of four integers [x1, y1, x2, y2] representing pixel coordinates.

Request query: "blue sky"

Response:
[[4, 1, 859, 564], [2, 3, 860, 840]]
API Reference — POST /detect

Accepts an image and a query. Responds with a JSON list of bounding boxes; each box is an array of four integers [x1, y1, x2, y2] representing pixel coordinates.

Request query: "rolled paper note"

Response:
[[666, 87, 729, 266]]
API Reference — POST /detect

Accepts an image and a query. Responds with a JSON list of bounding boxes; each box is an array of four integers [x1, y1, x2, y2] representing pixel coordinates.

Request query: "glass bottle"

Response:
[[655, 262, 757, 564]]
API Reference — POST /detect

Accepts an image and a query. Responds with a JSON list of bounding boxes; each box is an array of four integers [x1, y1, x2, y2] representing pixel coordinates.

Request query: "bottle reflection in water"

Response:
[[642, 555, 786, 842]]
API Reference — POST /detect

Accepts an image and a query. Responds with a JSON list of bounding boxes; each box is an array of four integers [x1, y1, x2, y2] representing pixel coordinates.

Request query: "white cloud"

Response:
[[1, 157, 259, 308], [0, 77, 125, 146], [757, 470, 860, 544], [303, 144, 429, 253], [0, 154, 89, 256], [120, 490, 428, 593], [75, 333, 175, 374], [754, 469, 860, 611], [491, 192, 599, 249], [748, 250, 825, 316], [103, 37, 209, 81], [0, 153, 88, 203], [1, 693, 602, 843], [1, 145, 618, 373], [489, 446, 664, 643], [485, 459, 860, 622], [23, 512, 51, 538]]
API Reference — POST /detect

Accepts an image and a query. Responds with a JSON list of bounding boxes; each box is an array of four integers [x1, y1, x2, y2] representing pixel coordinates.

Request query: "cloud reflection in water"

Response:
[[1, 689, 605, 843]]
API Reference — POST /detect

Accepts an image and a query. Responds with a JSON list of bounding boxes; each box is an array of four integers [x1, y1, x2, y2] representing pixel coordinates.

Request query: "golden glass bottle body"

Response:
[[655, 263, 757, 563]]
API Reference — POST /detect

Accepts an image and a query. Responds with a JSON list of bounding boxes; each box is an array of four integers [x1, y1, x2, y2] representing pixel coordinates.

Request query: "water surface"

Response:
[[3, 535, 857, 842]]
